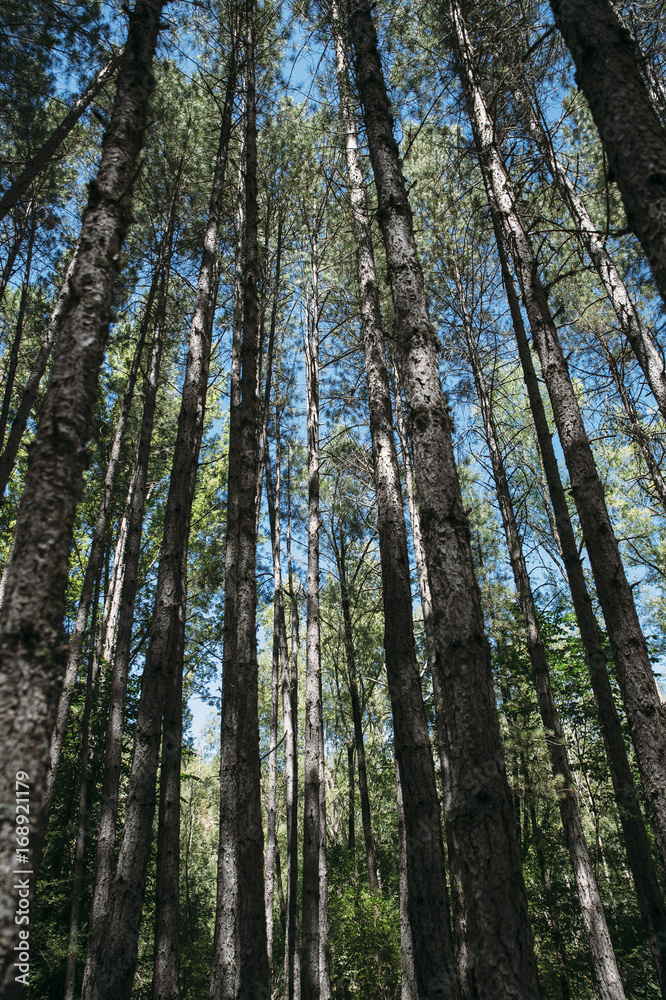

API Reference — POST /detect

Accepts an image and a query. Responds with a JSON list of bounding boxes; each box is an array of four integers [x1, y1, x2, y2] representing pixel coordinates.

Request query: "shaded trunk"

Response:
[[302, 208, 324, 1000], [83, 44, 236, 1000], [0, 4, 164, 987], [395, 761, 417, 1000], [459, 277, 625, 1000], [0, 240, 79, 500], [548, 0, 666, 305], [0, 200, 33, 305], [348, 2, 540, 996], [347, 744, 355, 852], [152, 609, 185, 1000], [285, 444, 301, 1000], [210, 12, 270, 998], [0, 220, 35, 450], [0, 47, 125, 222], [319, 738, 331, 1000], [515, 79, 666, 420]]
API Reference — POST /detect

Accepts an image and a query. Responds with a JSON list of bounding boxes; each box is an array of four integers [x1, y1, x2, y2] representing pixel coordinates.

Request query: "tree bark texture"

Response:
[[302, 209, 324, 1000], [210, 12, 270, 998], [0, 3, 164, 990], [459, 279, 625, 1000], [285, 446, 301, 1000], [83, 42, 236, 1000], [0, 46, 125, 222], [548, 0, 666, 306], [349, 3, 541, 997], [0, 218, 35, 451], [451, 0, 666, 887], [395, 761, 417, 1000]]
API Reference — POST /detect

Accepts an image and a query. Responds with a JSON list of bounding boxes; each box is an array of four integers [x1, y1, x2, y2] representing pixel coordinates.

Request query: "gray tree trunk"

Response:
[[285, 444, 301, 1000], [348, 2, 541, 996], [0, 219, 35, 450], [395, 761, 417, 1000], [0, 4, 164, 990], [548, 0, 666, 305]]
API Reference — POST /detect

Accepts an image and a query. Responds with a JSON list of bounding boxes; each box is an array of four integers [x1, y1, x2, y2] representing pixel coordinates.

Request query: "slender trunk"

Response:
[[337, 539, 379, 893], [459, 277, 625, 1000], [548, 0, 666, 305], [331, 6, 460, 994], [395, 761, 417, 1000], [0, 200, 33, 305], [152, 606, 184, 1000], [45, 292, 152, 813], [515, 80, 666, 420], [451, 0, 666, 919], [348, 2, 540, 995], [302, 209, 324, 1000], [0, 47, 125, 222], [0, 221, 35, 450], [63, 567, 102, 1000], [83, 46, 236, 1000], [492, 208, 666, 996], [82, 223, 173, 992], [0, 240, 80, 499], [285, 443, 301, 1000], [347, 744, 355, 852], [265, 620, 279, 971], [0, 9, 162, 969], [319, 735, 331, 1000], [96, 492, 131, 682], [210, 13, 270, 998]]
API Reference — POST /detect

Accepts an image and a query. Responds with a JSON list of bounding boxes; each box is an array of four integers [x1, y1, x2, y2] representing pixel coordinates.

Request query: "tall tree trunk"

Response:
[[514, 79, 666, 420], [336, 537, 379, 893], [83, 43, 236, 1000], [0, 47, 125, 222], [210, 11, 270, 998], [82, 203, 176, 994], [152, 604, 185, 1000], [547, 0, 666, 305], [459, 275, 625, 1000], [0, 3, 164, 986], [302, 204, 325, 1000], [0, 200, 33, 306], [319, 738, 331, 1000], [348, 2, 541, 996], [0, 239, 79, 500], [63, 566, 103, 1000], [0, 219, 35, 450], [492, 210, 666, 995], [450, 0, 666, 890], [395, 761, 417, 1000], [285, 442, 301, 1000], [45, 289, 153, 814]]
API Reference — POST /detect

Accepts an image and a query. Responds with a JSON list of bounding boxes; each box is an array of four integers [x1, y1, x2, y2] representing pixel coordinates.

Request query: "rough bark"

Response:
[[285, 445, 301, 1000], [514, 79, 666, 421], [0, 3, 164, 990], [210, 11, 270, 998], [348, 2, 541, 996], [548, 0, 666, 305], [0, 47, 125, 222], [0, 219, 35, 450], [83, 42, 236, 1000], [395, 761, 417, 1000], [459, 277, 625, 1000], [0, 240, 80, 500], [302, 209, 324, 1000]]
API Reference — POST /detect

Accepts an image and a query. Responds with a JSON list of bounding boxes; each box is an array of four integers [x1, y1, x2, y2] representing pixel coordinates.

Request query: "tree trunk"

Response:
[[395, 761, 417, 1000], [0, 200, 33, 306], [450, 0, 666, 904], [82, 209, 175, 994], [319, 738, 331, 1000], [0, 3, 164, 988], [83, 42, 236, 1000], [0, 239, 79, 500], [548, 0, 666, 305], [348, 3, 541, 996], [0, 219, 35, 450], [302, 202, 324, 1000], [285, 442, 301, 1000], [336, 537, 379, 893], [459, 274, 625, 1000], [152, 607, 185, 1000], [210, 11, 270, 998], [63, 566, 103, 1000], [0, 46, 125, 222]]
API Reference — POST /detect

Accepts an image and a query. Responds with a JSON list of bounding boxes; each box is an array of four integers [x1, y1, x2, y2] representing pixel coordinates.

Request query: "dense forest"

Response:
[[1, 0, 666, 997]]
